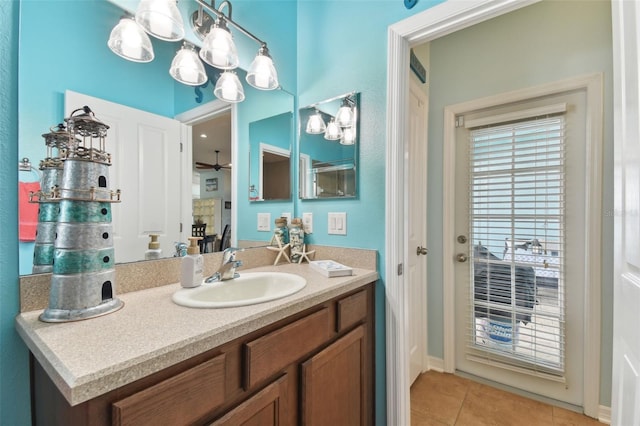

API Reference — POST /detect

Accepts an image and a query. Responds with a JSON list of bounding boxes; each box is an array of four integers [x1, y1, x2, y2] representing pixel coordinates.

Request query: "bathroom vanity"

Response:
[[16, 259, 377, 425]]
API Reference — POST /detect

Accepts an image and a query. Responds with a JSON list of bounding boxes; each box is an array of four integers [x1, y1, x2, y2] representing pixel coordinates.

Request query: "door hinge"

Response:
[[397, 263, 403, 276], [180, 222, 183, 233], [180, 142, 183, 153]]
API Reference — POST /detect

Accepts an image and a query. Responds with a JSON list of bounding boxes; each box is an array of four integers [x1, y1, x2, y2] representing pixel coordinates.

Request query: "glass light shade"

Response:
[[169, 43, 206, 86], [246, 50, 278, 90], [324, 119, 343, 141], [340, 126, 356, 145], [199, 24, 239, 69], [214, 71, 245, 103], [135, 0, 185, 42], [306, 112, 326, 134], [108, 17, 154, 63], [335, 104, 354, 127]]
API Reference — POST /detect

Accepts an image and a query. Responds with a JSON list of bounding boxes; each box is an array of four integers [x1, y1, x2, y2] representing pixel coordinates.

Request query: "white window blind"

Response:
[[467, 115, 566, 378]]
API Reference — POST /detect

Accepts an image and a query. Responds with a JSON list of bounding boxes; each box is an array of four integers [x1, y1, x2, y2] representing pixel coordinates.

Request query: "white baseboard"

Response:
[[598, 405, 611, 424], [427, 356, 444, 372]]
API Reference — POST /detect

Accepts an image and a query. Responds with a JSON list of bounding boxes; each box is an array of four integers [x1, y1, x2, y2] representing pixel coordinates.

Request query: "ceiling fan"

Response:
[[195, 150, 231, 171]]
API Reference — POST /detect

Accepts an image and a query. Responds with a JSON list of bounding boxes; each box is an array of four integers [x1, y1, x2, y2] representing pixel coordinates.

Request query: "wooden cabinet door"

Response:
[[211, 374, 291, 426], [300, 325, 366, 426]]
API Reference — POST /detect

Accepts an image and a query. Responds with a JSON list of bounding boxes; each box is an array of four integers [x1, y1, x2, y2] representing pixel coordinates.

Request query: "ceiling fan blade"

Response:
[[195, 162, 215, 169]]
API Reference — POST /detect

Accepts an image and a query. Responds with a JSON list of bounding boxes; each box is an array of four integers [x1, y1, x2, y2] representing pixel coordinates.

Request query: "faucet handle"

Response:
[[223, 247, 244, 261]]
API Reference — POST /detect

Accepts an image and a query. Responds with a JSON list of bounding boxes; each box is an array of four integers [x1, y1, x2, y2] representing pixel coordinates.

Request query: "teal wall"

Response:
[[295, 2, 444, 423], [426, 0, 614, 406]]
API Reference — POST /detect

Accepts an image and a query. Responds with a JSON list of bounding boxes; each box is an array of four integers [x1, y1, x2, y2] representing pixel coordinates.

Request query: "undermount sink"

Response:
[[172, 272, 307, 308]]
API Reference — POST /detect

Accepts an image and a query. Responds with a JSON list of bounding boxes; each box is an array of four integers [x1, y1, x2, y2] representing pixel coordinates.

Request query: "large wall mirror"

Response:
[[16, 0, 294, 275], [298, 92, 359, 199], [248, 111, 293, 201]]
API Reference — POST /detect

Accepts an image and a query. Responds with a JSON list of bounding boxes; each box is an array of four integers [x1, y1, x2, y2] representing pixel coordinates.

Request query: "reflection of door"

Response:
[[611, 2, 640, 424], [451, 80, 601, 407], [408, 76, 428, 385], [65, 91, 184, 263]]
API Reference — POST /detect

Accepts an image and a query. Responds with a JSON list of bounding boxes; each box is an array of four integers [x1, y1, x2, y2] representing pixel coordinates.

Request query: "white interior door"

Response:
[[452, 85, 596, 407], [611, 1, 640, 424], [408, 76, 429, 384], [65, 91, 185, 263]]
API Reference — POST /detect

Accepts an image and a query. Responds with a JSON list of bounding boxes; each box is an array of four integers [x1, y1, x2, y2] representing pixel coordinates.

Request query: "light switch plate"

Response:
[[328, 212, 347, 235], [302, 212, 313, 234], [257, 213, 271, 231]]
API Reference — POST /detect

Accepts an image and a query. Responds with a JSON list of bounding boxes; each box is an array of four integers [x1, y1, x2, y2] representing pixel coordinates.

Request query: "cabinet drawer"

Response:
[[112, 353, 226, 426], [336, 289, 368, 333], [244, 308, 331, 389]]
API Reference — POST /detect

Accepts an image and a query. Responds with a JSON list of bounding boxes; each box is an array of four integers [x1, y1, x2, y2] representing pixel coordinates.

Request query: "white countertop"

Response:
[[15, 263, 378, 406]]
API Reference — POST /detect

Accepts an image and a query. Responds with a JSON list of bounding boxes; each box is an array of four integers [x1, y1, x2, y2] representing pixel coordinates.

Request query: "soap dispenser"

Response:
[[145, 234, 162, 260], [181, 237, 203, 288]]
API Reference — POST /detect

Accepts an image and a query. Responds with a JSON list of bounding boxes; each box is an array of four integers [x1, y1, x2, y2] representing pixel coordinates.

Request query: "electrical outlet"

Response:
[[327, 212, 347, 235], [257, 213, 271, 231], [302, 212, 313, 234]]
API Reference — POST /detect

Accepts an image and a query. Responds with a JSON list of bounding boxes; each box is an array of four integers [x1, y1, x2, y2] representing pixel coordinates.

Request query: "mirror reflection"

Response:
[[299, 92, 359, 199], [249, 112, 293, 201], [17, 0, 294, 275]]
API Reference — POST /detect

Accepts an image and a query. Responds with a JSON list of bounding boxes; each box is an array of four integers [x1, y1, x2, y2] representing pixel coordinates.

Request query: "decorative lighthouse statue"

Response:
[[40, 106, 123, 322], [31, 123, 77, 274]]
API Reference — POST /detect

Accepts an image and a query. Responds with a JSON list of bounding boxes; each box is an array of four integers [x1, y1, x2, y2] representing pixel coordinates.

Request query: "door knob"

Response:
[[456, 253, 468, 263], [417, 246, 428, 255]]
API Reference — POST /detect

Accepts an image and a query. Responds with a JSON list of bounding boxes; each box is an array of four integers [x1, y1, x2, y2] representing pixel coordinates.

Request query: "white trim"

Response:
[[428, 356, 445, 373], [463, 102, 567, 128], [442, 73, 603, 416], [174, 100, 237, 247], [598, 405, 611, 424]]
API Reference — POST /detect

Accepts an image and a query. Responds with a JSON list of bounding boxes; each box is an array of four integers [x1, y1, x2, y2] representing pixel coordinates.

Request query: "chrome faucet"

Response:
[[205, 247, 244, 283]]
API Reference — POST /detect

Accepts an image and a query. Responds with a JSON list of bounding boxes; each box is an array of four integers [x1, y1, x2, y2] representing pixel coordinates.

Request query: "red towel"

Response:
[[19, 181, 40, 241]]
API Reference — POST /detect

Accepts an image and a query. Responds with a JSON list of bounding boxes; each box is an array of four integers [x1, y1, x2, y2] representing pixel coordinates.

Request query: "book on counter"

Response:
[[309, 260, 353, 277]]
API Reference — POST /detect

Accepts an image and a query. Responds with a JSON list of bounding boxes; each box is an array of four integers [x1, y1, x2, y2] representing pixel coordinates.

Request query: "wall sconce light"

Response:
[[107, 16, 155, 63], [335, 98, 355, 127], [340, 126, 356, 145], [135, 0, 185, 41], [324, 118, 343, 141], [169, 41, 207, 86], [306, 110, 326, 134], [214, 70, 245, 103], [108, 0, 279, 104]]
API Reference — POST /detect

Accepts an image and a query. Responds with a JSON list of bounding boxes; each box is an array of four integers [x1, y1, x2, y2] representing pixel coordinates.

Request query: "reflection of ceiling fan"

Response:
[[195, 150, 231, 171]]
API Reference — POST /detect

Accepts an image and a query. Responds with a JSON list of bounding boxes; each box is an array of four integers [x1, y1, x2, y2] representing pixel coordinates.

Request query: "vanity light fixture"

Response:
[[324, 118, 343, 141], [169, 41, 207, 86], [107, 16, 155, 63], [109, 0, 279, 103], [192, 0, 279, 91], [306, 110, 326, 134], [135, 0, 185, 42]]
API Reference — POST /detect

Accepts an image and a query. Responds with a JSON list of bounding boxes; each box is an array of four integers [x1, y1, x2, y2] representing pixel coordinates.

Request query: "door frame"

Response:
[[175, 100, 236, 247], [386, 1, 588, 424], [443, 73, 603, 411]]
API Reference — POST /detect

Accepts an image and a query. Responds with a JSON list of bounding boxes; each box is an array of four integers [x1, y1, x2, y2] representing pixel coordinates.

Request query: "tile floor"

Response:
[[410, 371, 603, 425]]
